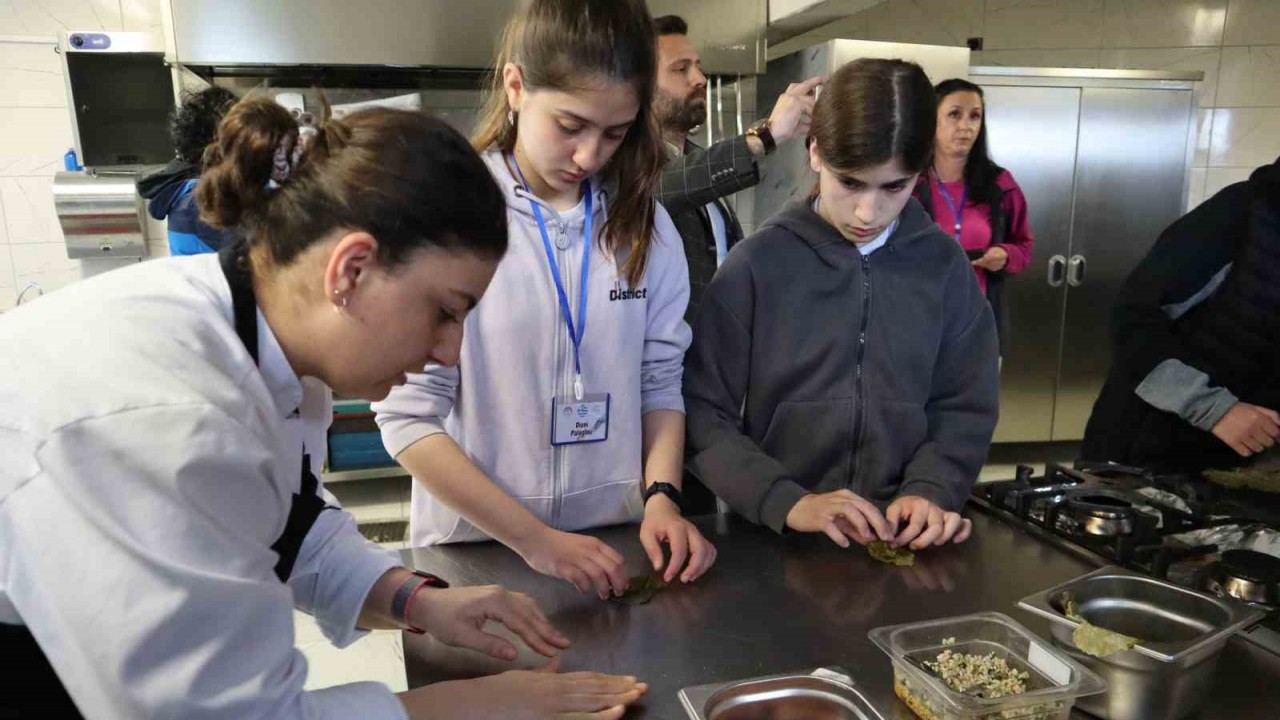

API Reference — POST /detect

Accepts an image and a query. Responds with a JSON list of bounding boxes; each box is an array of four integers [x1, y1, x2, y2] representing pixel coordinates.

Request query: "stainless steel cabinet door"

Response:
[[980, 85, 1082, 442], [1053, 87, 1194, 440]]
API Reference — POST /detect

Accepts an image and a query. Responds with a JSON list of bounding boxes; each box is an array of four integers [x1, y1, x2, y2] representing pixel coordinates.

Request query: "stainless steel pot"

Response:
[[1018, 566, 1263, 720]]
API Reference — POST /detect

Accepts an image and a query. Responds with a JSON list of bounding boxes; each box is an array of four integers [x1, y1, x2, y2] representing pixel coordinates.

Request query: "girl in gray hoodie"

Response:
[[374, 0, 716, 600], [684, 59, 1000, 553]]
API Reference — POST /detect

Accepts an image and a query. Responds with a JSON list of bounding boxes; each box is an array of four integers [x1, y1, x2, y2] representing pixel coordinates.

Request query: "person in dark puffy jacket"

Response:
[[1083, 157, 1280, 472], [137, 87, 237, 255]]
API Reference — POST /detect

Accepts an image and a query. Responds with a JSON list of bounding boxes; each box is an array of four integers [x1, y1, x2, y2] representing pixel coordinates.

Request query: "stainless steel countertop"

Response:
[[401, 510, 1280, 719]]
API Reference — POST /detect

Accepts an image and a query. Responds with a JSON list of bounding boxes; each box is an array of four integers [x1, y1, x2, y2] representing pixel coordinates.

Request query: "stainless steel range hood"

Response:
[[167, 0, 766, 75]]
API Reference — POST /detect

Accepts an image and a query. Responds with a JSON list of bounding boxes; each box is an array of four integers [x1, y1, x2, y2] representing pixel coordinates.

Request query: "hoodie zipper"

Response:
[[849, 253, 872, 489], [512, 180, 596, 531], [551, 213, 571, 530]]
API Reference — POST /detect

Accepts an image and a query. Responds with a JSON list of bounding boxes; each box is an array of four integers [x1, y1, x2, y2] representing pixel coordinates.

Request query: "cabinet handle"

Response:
[[1068, 255, 1087, 287], [1047, 255, 1067, 287]]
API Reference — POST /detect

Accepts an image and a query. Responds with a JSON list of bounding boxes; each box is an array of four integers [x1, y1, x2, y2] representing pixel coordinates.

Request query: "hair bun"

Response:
[[197, 97, 300, 230]]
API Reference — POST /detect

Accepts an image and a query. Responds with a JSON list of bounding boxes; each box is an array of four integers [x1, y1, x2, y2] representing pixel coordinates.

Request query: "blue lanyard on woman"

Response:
[[934, 173, 967, 244], [510, 154, 593, 401]]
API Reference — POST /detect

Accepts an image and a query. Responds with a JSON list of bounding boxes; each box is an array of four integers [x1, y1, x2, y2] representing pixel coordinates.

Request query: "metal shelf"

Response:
[[321, 466, 409, 484]]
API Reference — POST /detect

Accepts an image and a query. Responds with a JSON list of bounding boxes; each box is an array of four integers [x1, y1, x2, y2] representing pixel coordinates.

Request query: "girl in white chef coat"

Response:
[[0, 99, 646, 720], [373, 0, 717, 600]]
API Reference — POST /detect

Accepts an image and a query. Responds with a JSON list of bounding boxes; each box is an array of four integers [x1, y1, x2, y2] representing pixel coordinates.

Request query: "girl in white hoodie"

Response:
[[374, 0, 716, 599]]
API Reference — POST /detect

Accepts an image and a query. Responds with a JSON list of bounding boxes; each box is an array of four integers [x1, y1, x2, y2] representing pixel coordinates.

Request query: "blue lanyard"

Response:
[[935, 174, 967, 243], [510, 155, 593, 400]]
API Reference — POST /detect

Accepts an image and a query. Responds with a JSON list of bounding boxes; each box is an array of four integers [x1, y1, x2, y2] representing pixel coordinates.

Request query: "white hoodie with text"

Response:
[[373, 149, 691, 545]]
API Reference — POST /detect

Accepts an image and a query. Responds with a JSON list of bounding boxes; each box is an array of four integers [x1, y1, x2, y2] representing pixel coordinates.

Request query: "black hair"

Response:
[[934, 78, 1005, 204], [171, 86, 238, 165], [809, 58, 936, 175], [653, 15, 688, 36]]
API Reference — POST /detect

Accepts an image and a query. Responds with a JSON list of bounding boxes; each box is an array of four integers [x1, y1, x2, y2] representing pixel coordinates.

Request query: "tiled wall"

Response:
[[0, 0, 165, 311], [794, 0, 1280, 211]]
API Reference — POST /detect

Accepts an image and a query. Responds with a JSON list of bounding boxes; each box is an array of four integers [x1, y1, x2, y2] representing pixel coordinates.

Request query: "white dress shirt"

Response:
[[0, 254, 406, 720]]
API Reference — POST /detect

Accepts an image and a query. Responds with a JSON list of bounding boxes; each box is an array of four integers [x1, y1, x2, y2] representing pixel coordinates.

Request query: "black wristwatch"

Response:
[[643, 481, 684, 510], [746, 119, 777, 155]]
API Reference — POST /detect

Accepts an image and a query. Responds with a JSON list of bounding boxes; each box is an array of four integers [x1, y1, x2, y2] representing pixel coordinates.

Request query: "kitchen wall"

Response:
[[783, 0, 1280, 212], [5, 0, 1277, 310], [0, 1, 167, 310]]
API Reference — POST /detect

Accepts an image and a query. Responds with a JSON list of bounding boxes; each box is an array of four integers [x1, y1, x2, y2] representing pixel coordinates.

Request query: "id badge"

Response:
[[551, 393, 610, 446]]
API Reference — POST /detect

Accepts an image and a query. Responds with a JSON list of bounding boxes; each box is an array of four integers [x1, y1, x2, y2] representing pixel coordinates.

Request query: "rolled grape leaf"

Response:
[[1063, 594, 1140, 657], [1204, 467, 1280, 494], [610, 575, 668, 605], [867, 541, 915, 566]]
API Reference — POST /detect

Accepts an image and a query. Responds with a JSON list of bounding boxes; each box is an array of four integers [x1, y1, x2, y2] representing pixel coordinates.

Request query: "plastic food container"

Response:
[[868, 612, 1106, 720]]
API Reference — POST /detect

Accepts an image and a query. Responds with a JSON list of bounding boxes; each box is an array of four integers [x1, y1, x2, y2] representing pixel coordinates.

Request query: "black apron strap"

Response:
[[218, 243, 259, 364], [0, 622, 83, 718], [217, 243, 330, 582], [270, 454, 330, 582]]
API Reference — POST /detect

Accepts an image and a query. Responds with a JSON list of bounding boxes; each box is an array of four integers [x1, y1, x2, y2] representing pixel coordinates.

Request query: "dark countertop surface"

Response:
[[401, 509, 1280, 719]]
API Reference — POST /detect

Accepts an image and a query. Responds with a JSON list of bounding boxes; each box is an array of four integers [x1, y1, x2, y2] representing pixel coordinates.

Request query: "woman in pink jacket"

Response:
[[914, 78, 1035, 357]]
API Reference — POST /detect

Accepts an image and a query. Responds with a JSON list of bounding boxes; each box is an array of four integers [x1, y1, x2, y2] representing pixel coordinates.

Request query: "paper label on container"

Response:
[[1028, 642, 1072, 685]]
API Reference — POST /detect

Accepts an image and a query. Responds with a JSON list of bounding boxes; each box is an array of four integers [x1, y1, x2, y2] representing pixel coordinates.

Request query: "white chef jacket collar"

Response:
[[255, 311, 304, 419]]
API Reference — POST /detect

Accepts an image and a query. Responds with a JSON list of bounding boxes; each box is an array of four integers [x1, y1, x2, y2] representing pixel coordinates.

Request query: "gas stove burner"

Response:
[[1203, 549, 1280, 606], [1065, 494, 1137, 537]]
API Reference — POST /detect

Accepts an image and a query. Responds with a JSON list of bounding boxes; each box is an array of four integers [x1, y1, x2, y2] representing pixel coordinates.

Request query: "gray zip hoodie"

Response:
[[684, 197, 999, 533], [374, 149, 691, 546]]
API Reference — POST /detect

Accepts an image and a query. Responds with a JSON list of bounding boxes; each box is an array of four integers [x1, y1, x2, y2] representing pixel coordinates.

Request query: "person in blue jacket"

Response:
[[137, 86, 238, 255]]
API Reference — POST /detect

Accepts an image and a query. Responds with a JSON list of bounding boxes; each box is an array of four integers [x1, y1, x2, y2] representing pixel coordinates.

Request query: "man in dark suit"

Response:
[[653, 15, 821, 324]]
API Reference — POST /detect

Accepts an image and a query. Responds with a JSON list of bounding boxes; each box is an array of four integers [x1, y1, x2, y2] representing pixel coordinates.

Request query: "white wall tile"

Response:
[[1186, 166, 1208, 209], [1208, 107, 1280, 166], [6, 243, 131, 293], [971, 49, 1103, 69], [0, 245, 14, 288], [0, 0, 123, 35], [0, 176, 62, 243], [9, 242, 80, 292], [120, 0, 162, 32], [0, 108, 74, 177], [856, 0, 983, 47], [0, 42, 66, 108], [1223, 0, 1280, 47], [1192, 107, 1213, 166], [1102, 0, 1227, 48], [1216, 46, 1280, 107], [0, 286, 16, 311], [984, 0, 1106, 50], [1203, 166, 1254, 198], [0, 192, 8, 245], [1097, 47, 1221, 107]]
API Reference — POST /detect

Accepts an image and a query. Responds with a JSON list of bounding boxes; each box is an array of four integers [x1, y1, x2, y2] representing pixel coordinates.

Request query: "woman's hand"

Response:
[[408, 585, 570, 661], [785, 490, 892, 547], [972, 245, 1009, 272], [885, 495, 972, 550], [520, 528, 630, 599], [639, 495, 717, 584]]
